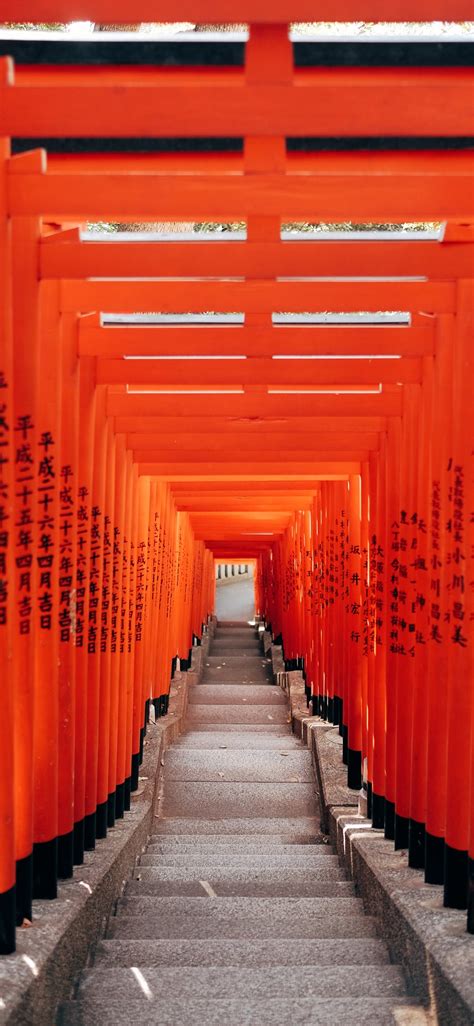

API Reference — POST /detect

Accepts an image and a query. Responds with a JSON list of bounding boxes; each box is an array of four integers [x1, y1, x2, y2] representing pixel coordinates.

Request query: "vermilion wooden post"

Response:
[[84, 385, 107, 846], [73, 354, 95, 863], [32, 279, 62, 898], [384, 417, 402, 840], [371, 440, 388, 829], [57, 309, 79, 877], [394, 385, 419, 851], [0, 134, 15, 954], [347, 473, 363, 789], [109, 433, 126, 820], [425, 316, 453, 884], [408, 360, 433, 868], [117, 449, 133, 812], [443, 281, 473, 910], [11, 201, 41, 923], [96, 419, 115, 838], [131, 475, 151, 791]]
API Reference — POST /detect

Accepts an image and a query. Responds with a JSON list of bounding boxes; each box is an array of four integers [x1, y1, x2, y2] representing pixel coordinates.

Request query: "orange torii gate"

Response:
[[0, 5, 473, 957]]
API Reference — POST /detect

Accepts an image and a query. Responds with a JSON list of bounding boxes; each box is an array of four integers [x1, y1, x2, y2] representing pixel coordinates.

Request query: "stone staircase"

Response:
[[58, 623, 428, 1025]]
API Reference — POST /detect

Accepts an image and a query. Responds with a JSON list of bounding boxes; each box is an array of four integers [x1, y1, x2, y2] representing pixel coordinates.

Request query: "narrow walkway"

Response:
[[59, 625, 426, 1025]]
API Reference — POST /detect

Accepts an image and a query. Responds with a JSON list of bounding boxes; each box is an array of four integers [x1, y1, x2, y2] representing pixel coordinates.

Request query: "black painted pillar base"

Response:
[[139, 726, 145, 761], [131, 752, 140, 792], [57, 830, 74, 879], [107, 792, 116, 830], [124, 776, 131, 812], [304, 683, 311, 704], [347, 748, 361, 791], [95, 801, 108, 840], [84, 812, 96, 850], [425, 831, 445, 884], [153, 697, 161, 718], [0, 886, 16, 954], [321, 695, 328, 721], [73, 819, 85, 865], [394, 813, 409, 850], [33, 839, 57, 899], [372, 791, 385, 830], [115, 782, 125, 820], [367, 781, 373, 819], [342, 724, 348, 766], [332, 696, 340, 726], [15, 854, 33, 926], [467, 858, 474, 934], [327, 697, 334, 724], [444, 844, 468, 910], [408, 818, 425, 869], [384, 799, 395, 841]]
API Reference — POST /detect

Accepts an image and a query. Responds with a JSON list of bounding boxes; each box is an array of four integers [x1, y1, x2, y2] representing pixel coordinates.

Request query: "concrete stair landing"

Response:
[[58, 623, 427, 1025]]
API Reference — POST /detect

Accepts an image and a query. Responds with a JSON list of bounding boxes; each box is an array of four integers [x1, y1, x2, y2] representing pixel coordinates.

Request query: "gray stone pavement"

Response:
[[58, 623, 429, 1025]]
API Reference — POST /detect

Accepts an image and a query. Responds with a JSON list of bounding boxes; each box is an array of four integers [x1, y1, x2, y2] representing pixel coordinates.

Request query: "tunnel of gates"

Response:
[[0, 1, 473, 955]]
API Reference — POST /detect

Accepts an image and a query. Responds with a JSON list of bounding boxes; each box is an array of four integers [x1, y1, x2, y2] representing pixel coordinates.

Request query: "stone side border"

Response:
[[269, 644, 474, 1026], [0, 624, 214, 1026]]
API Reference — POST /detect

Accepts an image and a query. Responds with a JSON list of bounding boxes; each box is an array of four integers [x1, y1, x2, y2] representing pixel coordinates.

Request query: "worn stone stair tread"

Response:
[[181, 723, 292, 734], [117, 896, 364, 917], [188, 685, 284, 704], [140, 852, 338, 866], [187, 704, 289, 723], [146, 842, 331, 856], [204, 654, 270, 664], [149, 832, 322, 845], [163, 749, 312, 782], [57, 997, 428, 1026], [161, 781, 317, 818], [78, 964, 406, 1002], [108, 911, 380, 940], [153, 816, 320, 835], [94, 936, 391, 968], [207, 648, 263, 657], [125, 879, 354, 897], [174, 733, 302, 749], [58, 995, 429, 1026]]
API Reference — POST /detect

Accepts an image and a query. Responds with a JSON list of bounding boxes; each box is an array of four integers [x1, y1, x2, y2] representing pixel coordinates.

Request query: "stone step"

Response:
[[153, 816, 320, 835], [174, 731, 301, 749], [199, 670, 273, 683], [204, 655, 270, 665], [187, 704, 289, 724], [163, 749, 312, 783], [77, 965, 406, 1004], [117, 895, 364, 917], [161, 780, 316, 819], [182, 723, 291, 733], [59, 996, 429, 1026], [108, 909, 380, 940], [125, 875, 353, 898], [94, 936, 390, 968], [188, 685, 284, 705], [149, 832, 322, 845], [142, 848, 337, 864], [146, 841, 328, 857], [209, 642, 261, 652]]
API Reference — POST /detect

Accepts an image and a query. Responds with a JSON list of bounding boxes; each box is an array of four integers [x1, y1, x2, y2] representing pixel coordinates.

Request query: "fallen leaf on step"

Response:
[[219, 745, 227, 749], [218, 772, 225, 778], [20, 918, 32, 929], [280, 752, 289, 757], [267, 715, 273, 720]]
